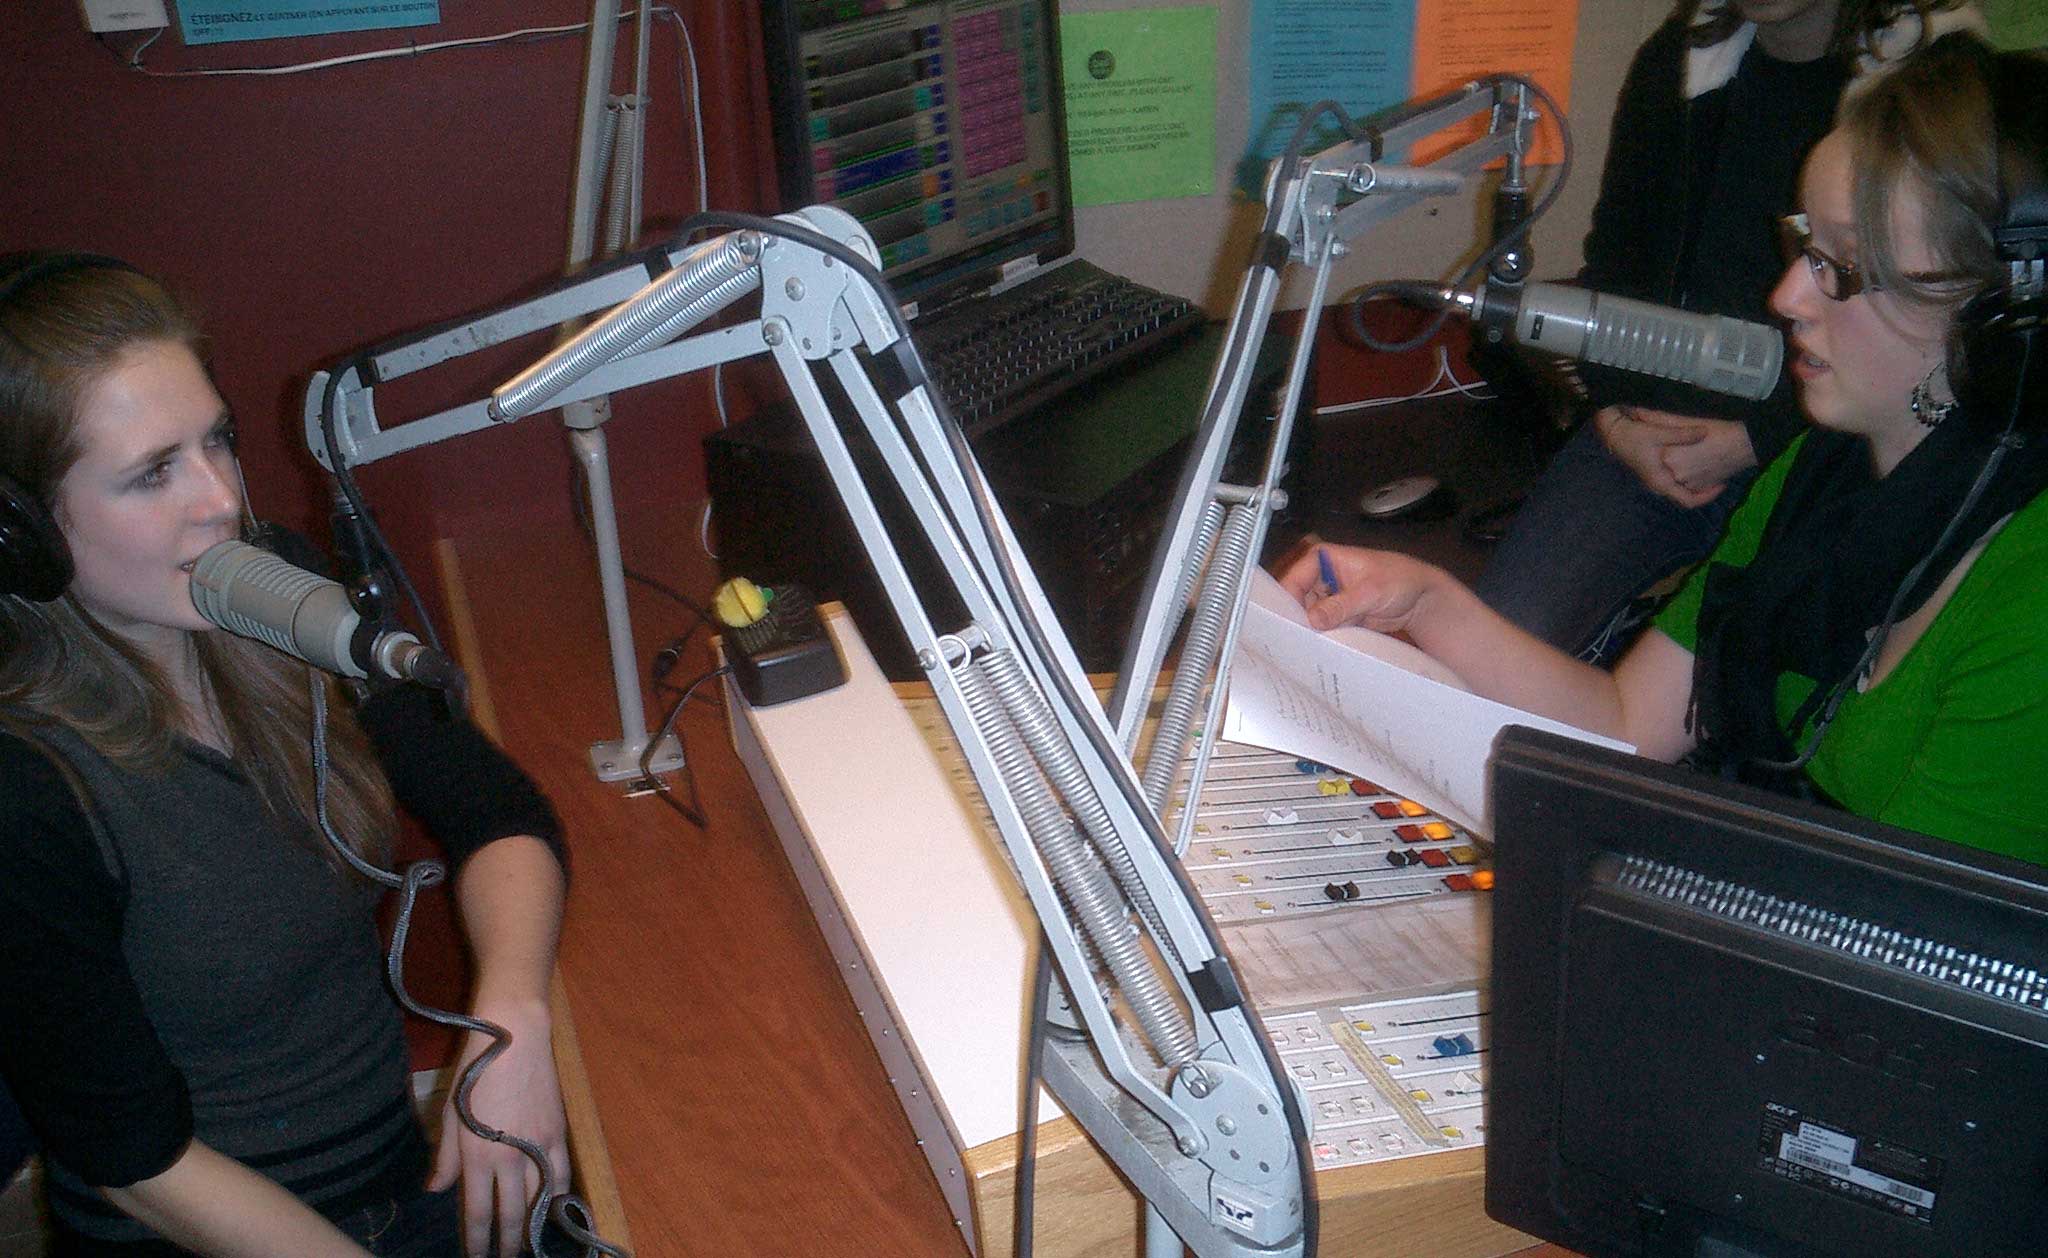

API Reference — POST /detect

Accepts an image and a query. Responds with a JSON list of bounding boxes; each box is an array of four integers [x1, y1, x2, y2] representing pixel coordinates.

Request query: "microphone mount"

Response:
[[296, 71, 1552, 1258]]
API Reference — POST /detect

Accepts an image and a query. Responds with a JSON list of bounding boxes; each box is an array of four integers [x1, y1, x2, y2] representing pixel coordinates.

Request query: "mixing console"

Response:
[[904, 697, 1492, 1168], [1183, 743, 1490, 926], [1270, 990, 1489, 1170]]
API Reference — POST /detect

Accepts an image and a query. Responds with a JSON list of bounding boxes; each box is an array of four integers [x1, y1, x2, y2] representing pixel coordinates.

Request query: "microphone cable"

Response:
[[637, 661, 731, 829], [306, 677, 630, 1258], [1344, 72, 1575, 355], [562, 462, 720, 700], [319, 360, 451, 668]]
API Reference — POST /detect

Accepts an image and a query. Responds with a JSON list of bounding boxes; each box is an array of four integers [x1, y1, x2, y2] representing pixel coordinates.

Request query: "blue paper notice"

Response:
[[1242, 0, 1416, 193], [178, 1, 440, 45]]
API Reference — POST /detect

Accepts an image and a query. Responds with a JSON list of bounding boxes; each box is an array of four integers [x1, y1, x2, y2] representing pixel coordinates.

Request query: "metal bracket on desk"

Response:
[[590, 733, 683, 784]]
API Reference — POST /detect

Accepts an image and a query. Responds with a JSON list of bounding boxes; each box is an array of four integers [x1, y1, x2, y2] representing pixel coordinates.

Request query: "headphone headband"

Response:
[[1947, 40, 2048, 433], [0, 253, 144, 313]]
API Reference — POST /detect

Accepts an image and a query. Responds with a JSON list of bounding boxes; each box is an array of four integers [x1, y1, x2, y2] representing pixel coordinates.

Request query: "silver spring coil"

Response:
[[492, 230, 763, 420], [592, 108, 619, 233], [980, 649, 1187, 979], [600, 101, 638, 257], [1140, 502, 1257, 810], [618, 263, 763, 360], [959, 654, 1198, 1068], [1168, 502, 1228, 624], [953, 660, 1106, 979]]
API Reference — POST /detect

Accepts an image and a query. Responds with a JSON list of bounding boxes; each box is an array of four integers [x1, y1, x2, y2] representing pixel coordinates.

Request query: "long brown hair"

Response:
[[1681, 0, 1961, 59], [0, 256, 395, 872]]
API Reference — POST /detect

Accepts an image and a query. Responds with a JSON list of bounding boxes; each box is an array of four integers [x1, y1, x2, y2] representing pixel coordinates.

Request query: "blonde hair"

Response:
[[1834, 35, 2011, 326], [0, 256, 394, 871]]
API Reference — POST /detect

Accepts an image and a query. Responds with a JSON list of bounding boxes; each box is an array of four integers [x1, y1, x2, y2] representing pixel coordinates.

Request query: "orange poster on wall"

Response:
[[1409, 0, 1580, 166]]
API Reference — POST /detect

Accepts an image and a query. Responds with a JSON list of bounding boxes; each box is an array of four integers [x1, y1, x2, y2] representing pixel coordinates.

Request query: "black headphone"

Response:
[[0, 253, 146, 602], [1951, 45, 2048, 432]]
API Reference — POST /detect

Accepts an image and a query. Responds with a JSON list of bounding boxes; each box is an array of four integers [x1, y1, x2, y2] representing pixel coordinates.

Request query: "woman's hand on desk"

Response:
[[1595, 406, 1755, 509]]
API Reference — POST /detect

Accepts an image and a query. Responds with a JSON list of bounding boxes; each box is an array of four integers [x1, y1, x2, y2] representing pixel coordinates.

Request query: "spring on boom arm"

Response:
[[1139, 502, 1259, 814], [955, 649, 1200, 1069], [492, 230, 764, 421]]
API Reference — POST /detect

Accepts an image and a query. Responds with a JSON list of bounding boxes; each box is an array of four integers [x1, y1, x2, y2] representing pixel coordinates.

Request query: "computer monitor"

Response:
[[1485, 726, 2048, 1258], [758, 0, 1074, 311]]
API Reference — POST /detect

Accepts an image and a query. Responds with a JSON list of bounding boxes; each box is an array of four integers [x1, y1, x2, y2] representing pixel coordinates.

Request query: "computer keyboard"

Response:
[[915, 261, 1205, 439]]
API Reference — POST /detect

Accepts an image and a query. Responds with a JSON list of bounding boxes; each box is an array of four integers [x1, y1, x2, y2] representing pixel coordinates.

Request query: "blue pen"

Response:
[[1316, 547, 1340, 595]]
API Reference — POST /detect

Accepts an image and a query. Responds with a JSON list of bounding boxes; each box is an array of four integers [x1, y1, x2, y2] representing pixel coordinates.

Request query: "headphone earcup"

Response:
[[1952, 286, 2026, 432], [0, 472, 73, 602], [1951, 49, 2048, 435]]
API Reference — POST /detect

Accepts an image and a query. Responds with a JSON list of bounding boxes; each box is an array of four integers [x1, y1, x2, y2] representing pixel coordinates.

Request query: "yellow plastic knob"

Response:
[[712, 577, 771, 628]]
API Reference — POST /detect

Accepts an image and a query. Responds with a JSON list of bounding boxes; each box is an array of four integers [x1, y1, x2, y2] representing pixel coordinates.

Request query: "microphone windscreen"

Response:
[[190, 540, 364, 676], [1510, 282, 1784, 401]]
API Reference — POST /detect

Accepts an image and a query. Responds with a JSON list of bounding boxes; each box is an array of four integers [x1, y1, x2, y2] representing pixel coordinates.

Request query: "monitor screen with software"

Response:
[[1485, 726, 2048, 1258], [758, 0, 1073, 311]]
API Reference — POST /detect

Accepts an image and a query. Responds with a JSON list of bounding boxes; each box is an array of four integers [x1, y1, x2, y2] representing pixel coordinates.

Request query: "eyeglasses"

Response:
[[1777, 213, 1975, 302], [1777, 213, 1870, 300]]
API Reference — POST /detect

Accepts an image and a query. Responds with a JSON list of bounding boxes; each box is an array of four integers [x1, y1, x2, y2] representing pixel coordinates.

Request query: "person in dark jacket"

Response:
[[0, 254, 570, 1257], [1473, 0, 1982, 663]]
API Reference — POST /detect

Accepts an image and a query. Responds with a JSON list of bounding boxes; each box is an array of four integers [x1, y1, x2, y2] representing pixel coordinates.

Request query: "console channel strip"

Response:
[[1266, 988, 1489, 1169], [1175, 743, 1491, 926]]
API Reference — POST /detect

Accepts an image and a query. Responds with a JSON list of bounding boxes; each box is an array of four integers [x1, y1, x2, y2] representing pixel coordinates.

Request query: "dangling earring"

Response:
[[1910, 363, 1956, 427]]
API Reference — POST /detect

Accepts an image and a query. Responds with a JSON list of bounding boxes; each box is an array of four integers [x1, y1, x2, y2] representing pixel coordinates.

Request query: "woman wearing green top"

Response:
[[1277, 31, 2048, 864]]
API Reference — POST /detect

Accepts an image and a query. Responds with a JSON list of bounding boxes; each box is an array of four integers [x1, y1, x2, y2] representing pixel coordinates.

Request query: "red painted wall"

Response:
[[2, 1, 776, 559], [3, 2, 777, 1066]]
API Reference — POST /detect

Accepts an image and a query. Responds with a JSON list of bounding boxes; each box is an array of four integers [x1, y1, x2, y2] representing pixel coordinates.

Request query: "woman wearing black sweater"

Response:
[[0, 254, 570, 1257]]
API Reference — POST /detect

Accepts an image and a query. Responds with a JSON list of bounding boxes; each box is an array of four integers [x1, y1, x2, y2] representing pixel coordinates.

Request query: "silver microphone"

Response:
[[189, 540, 459, 688], [1455, 280, 1784, 401]]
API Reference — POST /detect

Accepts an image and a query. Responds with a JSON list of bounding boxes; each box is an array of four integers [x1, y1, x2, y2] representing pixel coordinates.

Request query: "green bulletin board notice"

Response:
[[1060, 7, 1219, 206]]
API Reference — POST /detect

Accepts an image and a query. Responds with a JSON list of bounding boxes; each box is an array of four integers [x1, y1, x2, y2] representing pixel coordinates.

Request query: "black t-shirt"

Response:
[[1576, 22, 1852, 464], [1683, 42, 1849, 324]]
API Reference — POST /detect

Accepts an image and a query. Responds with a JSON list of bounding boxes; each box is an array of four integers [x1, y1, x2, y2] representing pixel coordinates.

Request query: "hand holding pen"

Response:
[[1277, 539, 1449, 635]]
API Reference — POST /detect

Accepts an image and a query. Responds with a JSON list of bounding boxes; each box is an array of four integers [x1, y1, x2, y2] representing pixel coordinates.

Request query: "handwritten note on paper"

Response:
[[1222, 571, 1630, 836]]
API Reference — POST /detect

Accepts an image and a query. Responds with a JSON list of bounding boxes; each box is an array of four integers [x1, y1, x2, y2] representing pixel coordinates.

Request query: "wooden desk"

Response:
[[433, 508, 1573, 1257], [439, 514, 969, 1256]]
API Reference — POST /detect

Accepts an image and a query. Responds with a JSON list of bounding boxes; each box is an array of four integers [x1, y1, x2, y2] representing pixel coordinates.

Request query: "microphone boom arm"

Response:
[[1105, 77, 1533, 856], [300, 79, 1543, 1254], [306, 205, 1315, 1256]]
